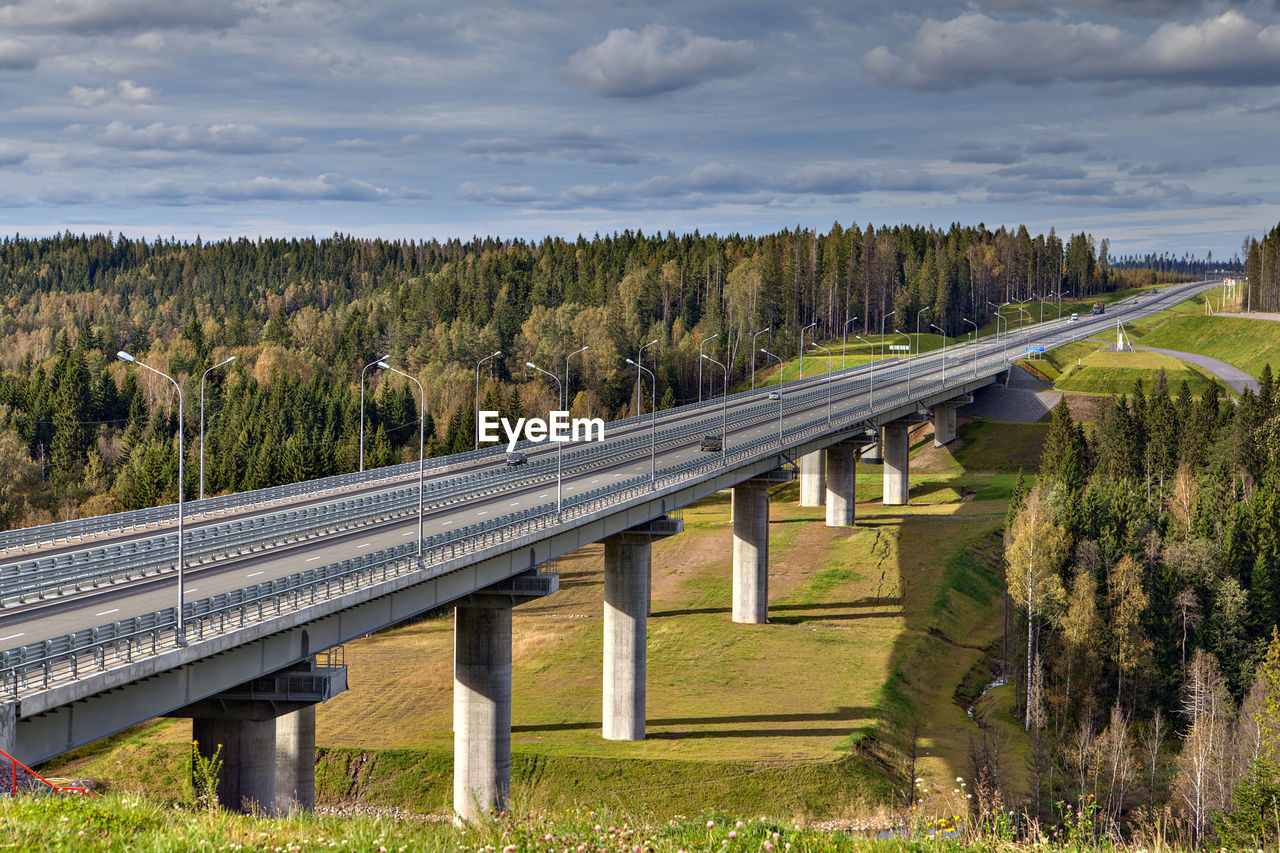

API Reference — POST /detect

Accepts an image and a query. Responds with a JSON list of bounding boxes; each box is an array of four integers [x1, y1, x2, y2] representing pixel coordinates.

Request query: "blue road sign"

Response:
[[1025, 346, 1045, 353]]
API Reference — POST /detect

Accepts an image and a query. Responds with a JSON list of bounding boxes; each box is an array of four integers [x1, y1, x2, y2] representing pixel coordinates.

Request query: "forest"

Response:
[[0, 223, 1169, 525], [1003, 367, 1280, 846]]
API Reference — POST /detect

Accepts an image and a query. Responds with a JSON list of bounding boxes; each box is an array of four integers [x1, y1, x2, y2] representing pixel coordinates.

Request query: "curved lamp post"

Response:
[[854, 335, 875, 407], [750, 327, 771, 389], [962, 318, 978, 377], [700, 353, 728, 466], [930, 323, 948, 382], [118, 350, 188, 647], [761, 348, 784, 445], [565, 345, 589, 412], [799, 322, 817, 379], [378, 362, 424, 559], [880, 310, 896, 360], [525, 361, 563, 520], [474, 350, 502, 451], [697, 333, 719, 404], [360, 354, 390, 471], [626, 358, 657, 489], [914, 306, 931, 356], [199, 355, 235, 501], [842, 316, 858, 370], [809, 342, 834, 425], [634, 340, 656, 415]]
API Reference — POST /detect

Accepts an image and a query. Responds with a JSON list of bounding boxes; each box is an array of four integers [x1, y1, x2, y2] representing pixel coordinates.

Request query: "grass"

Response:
[[1133, 315, 1280, 378], [1052, 350, 1219, 397]]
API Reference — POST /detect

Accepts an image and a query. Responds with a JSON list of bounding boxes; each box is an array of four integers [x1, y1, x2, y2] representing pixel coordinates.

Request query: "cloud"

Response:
[[70, 80, 155, 107], [994, 163, 1089, 180], [1026, 138, 1089, 155], [0, 38, 39, 71], [0, 0, 245, 35], [863, 10, 1280, 90], [565, 25, 757, 97], [0, 144, 29, 167], [953, 143, 1023, 165], [133, 174, 430, 205], [1122, 155, 1239, 176], [334, 135, 423, 154], [85, 121, 303, 154], [462, 126, 645, 165]]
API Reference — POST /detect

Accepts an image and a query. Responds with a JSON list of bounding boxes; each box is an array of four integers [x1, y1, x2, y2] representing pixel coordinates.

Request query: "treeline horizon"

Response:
[[0, 223, 1203, 526]]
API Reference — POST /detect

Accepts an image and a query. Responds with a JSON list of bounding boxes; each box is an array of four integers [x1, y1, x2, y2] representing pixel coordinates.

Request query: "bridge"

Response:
[[0, 281, 1216, 818]]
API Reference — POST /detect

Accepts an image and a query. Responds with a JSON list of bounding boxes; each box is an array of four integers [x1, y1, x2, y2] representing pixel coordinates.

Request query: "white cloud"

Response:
[[0, 38, 39, 71], [863, 10, 1280, 90], [70, 80, 154, 107], [87, 121, 303, 154], [133, 174, 431, 205], [0, 0, 245, 35], [462, 126, 645, 165], [0, 144, 29, 167], [565, 25, 757, 97]]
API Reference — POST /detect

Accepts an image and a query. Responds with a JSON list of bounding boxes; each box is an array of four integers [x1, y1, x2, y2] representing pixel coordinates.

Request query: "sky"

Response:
[[1, 0, 1278, 259]]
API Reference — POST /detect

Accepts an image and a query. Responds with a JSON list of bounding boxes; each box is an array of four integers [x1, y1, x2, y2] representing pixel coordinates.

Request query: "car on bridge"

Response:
[[699, 435, 722, 452], [505, 451, 527, 466], [768, 391, 781, 400]]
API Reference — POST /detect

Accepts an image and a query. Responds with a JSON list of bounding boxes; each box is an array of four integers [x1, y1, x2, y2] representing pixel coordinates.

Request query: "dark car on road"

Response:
[[699, 435, 722, 452], [505, 451, 527, 466]]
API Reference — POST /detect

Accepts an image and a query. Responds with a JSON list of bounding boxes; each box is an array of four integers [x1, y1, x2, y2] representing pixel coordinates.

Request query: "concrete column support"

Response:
[[274, 705, 316, 814], [825, 441, 858, 527], [0, 702, 15, 756], [732, 480, 769, 624], [799, 450, 826, 506], [861, 434, 883, 465], [932, 404, 958, 447], [603, 532, 651, 741], [883, 421, 910, 506], [454, 599, 513, 823], [193, 716, 277, 814]]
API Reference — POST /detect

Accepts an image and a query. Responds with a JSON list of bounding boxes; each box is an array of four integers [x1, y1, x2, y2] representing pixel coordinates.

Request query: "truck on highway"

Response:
[[1091, 302, 1105, 315]]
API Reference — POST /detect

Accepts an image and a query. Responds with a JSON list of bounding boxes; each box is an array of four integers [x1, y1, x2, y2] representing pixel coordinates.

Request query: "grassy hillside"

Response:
[[1135, 315, 1280, 378], [1053, 350, 1219, 397]]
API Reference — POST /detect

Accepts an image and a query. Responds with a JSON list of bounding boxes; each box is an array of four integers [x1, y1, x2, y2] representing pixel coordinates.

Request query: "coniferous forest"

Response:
[[0, 224, 1211, 526]]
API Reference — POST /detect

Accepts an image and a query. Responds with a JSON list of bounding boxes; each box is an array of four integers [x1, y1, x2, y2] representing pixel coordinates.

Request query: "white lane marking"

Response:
[[306, 556, 322, 561], [441, 520, 454, 526], [0, 633, 24, 643], [478, 510, 488, 516], [246, 571, 264, 577], [95, 608, 120, 617], [357, 542, 371, 548], [401, 531, 414, 536], [614, 473, 623, 477], [509, 501, 520, 506], [185, 588, 199, 595], [539, 494, 548, 498]]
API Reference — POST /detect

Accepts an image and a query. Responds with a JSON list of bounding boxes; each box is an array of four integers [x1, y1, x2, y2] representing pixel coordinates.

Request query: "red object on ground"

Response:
[[1, 748, 95, 797]]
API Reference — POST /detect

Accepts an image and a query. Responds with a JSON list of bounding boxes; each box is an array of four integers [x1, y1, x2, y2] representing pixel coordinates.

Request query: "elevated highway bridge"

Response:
[[0, 281, 1216, 817]]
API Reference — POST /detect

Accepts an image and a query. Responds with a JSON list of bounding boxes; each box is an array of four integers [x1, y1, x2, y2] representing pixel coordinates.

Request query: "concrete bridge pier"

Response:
[[176, 656, 348, 815], [732, 470, 792, 624], [931, 396, 972, 448], [825, 441, 860, 527], [603, 517, 683, 741], [883, 420, 912, 506], [861, 435, 883, 465], [799, 450, 826, 506], [453, 571, 558, 823]]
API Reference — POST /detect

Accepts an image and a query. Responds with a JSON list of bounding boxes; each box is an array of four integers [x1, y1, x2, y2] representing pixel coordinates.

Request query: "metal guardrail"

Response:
[[0, 282, 1216, 703]]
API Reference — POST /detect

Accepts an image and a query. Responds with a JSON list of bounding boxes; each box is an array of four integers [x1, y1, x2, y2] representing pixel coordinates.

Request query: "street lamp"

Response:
[[697, 333, 719, 404], [895, 330, 913, 395], [750, 327, 771, 388], [360, 354, 390, 472], [1054, 290, 1072, 320], [854, 335, 875, 407], [565, 345, 589, 412], [880, 310, 896, 360], [635, 340, 657, 415], [378, 362, 424, 559], [930, 324, 947, 382], [914, 306, 931, 356], [761, 348, 784, 445], [199, 355, 235, 501], [118, 350, 188, 647], [842, 316, 859, 370], [525, 361, 563, 520], [800, 321, 817, 379], [810, 342, 834, 425], [700, 353, 728, 466], [626, 358, 657, 489], [961, 318, 978, 378], [474, 350, 502, 451], [1015, 305, 1031, 346]]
